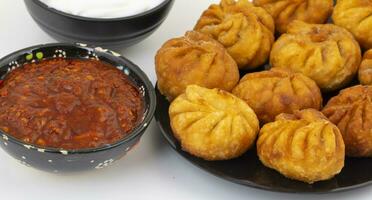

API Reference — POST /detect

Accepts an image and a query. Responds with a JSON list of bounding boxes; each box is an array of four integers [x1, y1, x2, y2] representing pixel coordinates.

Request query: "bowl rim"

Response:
[[32, 0, 174, 22], [0, 43, 157, 154]]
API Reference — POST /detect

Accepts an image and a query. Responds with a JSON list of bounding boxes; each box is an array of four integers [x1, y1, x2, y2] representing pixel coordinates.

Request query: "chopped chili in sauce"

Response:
[[0, 58, 143, 149]]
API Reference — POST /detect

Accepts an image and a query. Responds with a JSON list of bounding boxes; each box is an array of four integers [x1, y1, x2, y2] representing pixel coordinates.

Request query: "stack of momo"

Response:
[[155, 0, 372, 184]]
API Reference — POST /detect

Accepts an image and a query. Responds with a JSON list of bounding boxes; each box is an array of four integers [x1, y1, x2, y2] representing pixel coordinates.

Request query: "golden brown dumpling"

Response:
[[253, 0, 333, 33], [194, 0, 275, 70], [257, 109, 345, 184], [322, 85, 372, 157], [332, 0, 372, 49], [270, 21, 361, 91], [155, 31, 239, 101], [359, 50, 372, 85], [169, 85, 259, 161], [232, 69, 322, 123]]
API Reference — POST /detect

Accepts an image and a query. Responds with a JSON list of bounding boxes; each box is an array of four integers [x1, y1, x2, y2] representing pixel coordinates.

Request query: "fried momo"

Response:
[[322, 85, 372, 157], [194, 0, 275, 70], [359, 50, 372, 85], [257, 109, 345, 184], [253, 0, 333, 33], [155, 31, 239, 101], [332, 0, 372, 49], [232, 69, 322, 123], [270, 21, 361, 91], [169, 85, 260, 161]]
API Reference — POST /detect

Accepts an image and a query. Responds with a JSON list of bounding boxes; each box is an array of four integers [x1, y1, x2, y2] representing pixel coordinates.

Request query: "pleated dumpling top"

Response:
[[270, 20, 361, 91], [323, 85, 372, 157], [156, 31, 239, 101], [254, 0, 333, 33], [194, 0, 275, 70], [232, 68, 322, 123], [333, 0, 372, 49], [257, 109, 345, 184], [169, 85, 259, 161]]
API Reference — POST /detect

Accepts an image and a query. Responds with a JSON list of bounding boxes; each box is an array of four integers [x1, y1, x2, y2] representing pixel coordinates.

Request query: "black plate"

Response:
[[155, 86, 372, 193]]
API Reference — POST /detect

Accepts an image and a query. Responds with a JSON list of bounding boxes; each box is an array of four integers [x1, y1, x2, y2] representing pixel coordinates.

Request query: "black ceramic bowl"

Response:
[[0, 43, 156, 173], [24, 0, 174, 48]]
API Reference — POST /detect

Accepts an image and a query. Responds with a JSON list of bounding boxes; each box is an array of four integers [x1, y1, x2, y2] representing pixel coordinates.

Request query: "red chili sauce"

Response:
[[0, 58, 143, 150]]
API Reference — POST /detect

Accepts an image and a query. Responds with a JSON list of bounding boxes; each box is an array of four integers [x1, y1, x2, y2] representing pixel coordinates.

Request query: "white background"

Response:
[[0, 0, 371, 199]]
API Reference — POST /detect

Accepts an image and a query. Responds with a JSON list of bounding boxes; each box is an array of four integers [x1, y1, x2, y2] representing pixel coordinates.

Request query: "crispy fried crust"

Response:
[[194, 0, 275, 70], [169, 85, 259, 161], [254, 0, 333, 33], [257, 109, 345, 184], [359, 50, 372, 85], [232, 69, 322, 123], [270, 20, 361, 91], [332, 0, 372, 49], [155, 31, 239, 101], [322, 85, 372, 157]]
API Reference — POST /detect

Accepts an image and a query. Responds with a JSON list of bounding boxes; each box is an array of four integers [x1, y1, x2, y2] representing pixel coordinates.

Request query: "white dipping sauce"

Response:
[[39, 0, 165, 19]]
